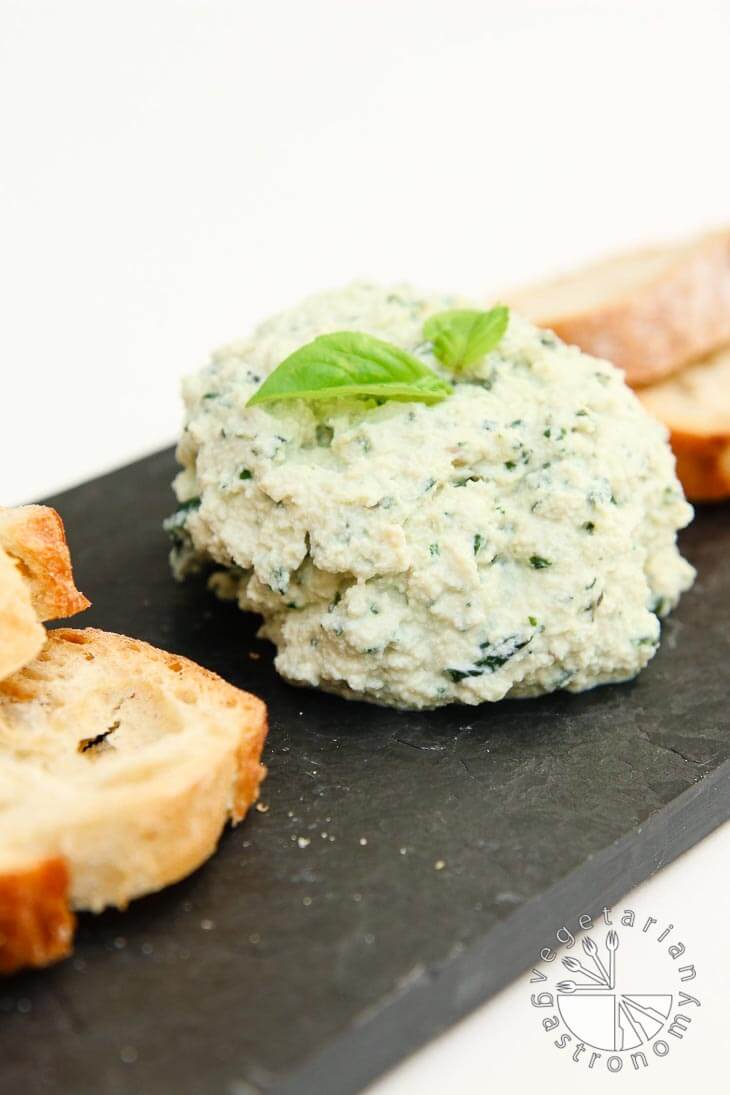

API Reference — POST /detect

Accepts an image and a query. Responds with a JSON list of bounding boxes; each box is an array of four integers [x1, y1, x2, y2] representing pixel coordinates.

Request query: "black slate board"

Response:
[[2, 449, 729, 1095]]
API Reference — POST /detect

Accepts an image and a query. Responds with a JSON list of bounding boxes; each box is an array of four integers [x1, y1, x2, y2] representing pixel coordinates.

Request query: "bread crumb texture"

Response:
[[0, 629, 267, 971], [0, 547, 45, 680]]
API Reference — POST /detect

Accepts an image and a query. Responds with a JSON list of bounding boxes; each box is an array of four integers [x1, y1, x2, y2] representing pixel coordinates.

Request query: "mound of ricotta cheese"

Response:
[[169, 283, 695, 709]]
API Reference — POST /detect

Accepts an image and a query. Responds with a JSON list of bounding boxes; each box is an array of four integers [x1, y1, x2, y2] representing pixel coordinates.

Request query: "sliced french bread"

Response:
[[0, 505, 90, 621], [0, 547, 46, 680], [504, 230, 730, 386], [638, 346, 730, 501], [0, 504, 90, 686], [0, 628, 267, 974]]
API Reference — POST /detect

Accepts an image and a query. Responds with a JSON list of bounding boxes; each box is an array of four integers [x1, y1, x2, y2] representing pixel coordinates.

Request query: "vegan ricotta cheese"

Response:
[[168, 283, 695, 709]]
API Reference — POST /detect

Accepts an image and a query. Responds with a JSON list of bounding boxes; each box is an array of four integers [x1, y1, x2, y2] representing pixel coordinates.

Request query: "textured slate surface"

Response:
[[1, 448, 728, 1095]]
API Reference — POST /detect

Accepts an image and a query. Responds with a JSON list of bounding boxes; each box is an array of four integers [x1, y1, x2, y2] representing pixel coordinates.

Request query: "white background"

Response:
[[1, 0, 728, 1089]]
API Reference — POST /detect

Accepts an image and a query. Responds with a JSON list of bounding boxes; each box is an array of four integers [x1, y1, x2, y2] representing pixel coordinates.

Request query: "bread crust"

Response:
[[0, 505, 90, 621], [0, 629, 267, 971], [506, 231, 730, 386], [665, 431, 730, 502], [636, 345, 730, 501], [0, 859, 75, 975]]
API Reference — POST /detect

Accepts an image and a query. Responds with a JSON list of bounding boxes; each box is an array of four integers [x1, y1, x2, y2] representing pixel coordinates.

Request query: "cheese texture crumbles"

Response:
[[168, 283, 695, 709]]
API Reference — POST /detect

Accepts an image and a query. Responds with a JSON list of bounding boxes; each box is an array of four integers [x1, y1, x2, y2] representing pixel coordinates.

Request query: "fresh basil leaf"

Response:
[[424, 306, 509, 372], [247, 331, 452, 407]]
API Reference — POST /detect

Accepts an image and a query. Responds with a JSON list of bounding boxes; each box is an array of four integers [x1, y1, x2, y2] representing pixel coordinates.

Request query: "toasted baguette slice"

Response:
[[504, 230, 730, 385], [638, 346, 730, 501], [0, 505, 90, 621], [0, 548, 46, 680], [0, 628, 267, 973]]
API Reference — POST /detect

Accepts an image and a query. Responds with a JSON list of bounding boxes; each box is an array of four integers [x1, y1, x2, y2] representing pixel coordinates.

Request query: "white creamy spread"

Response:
[[169, 283, 695, 709]]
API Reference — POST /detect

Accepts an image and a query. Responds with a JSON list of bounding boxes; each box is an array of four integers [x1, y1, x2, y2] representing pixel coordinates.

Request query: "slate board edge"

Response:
[[275, 756, 730, 1095]]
